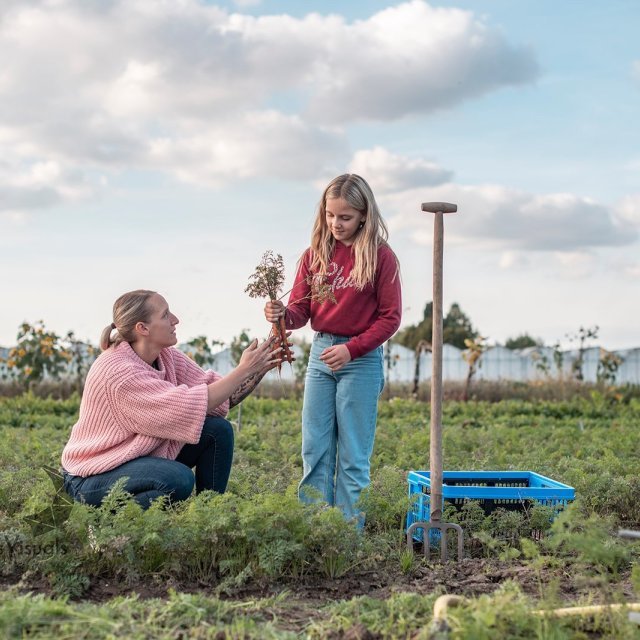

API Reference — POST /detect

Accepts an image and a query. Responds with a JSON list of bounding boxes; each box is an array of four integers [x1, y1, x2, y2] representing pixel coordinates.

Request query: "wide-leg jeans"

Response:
[[63, 416, 234, 509], [300, 332, 384, 523]]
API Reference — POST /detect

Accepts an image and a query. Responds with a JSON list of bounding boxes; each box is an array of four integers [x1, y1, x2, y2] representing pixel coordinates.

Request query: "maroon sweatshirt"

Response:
[[284, 241, 402, 360]]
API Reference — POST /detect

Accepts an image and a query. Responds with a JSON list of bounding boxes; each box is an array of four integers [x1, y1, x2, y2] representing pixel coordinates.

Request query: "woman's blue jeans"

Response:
[[63, 416, 234, 509], [300, 332, 384, 524]]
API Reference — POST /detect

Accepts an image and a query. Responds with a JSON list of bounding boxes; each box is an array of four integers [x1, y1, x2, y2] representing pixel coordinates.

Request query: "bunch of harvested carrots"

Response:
[[245, 250, 337, 368], [245, 251, 295, 367]]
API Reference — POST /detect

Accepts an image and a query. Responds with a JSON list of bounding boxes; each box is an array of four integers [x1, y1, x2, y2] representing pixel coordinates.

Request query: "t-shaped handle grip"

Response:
[[422, 202, 457, 214]]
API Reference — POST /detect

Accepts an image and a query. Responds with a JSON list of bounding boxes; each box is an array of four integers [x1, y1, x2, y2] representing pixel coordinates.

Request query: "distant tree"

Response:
[[384, 339, 401, 398], [530, 342, 563, 379], [292, 338, 311, 387], [597, 349, 623, 385], [462, 336, 487, 401], [552, 341, 564, 378], [568, 325, 599, 382], [395, 301, 478, 350], [185, 335, 224, 368], [505, 334, 543, 350], [412, 339, 432, 397], [227, 329, 254, 431], [394, 302, 432, 350], [443, 303, 478, 349], [230, 329, 253, 366], [5, 322, 73, 386], [66, 332, 99, 391]]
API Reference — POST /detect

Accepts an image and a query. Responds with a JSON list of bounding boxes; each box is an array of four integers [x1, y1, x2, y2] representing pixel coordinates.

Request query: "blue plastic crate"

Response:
[[407, 470, 575, 542]]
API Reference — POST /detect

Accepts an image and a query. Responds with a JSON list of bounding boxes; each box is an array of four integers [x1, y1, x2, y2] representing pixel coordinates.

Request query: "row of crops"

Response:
[[1, 393, 639, 637]]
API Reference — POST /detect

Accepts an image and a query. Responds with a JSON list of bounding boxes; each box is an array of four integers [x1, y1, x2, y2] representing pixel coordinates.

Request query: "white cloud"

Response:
[[623, 158, 640, 173], [624, 263, 640, 278], [305, 1, 538, 122], [498, 250, 596, 279], [384, 183, 637, 251], [0, 0, 538, 200], [348, 147, 453, 193], [148, 111, 347, 185], [498, 251, 530, 270], [0, 159, 98, 212], [0, 210, 28, 226], [617, 194, 640, 227], [551, 251, 597, 279]]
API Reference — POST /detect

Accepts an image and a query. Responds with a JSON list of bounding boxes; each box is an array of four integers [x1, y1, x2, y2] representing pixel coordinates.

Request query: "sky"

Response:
[[1, 0, 639, 351]]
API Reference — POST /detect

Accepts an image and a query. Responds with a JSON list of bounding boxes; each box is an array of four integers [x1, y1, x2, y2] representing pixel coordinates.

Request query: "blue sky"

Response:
[[1, 0, 639, 351]]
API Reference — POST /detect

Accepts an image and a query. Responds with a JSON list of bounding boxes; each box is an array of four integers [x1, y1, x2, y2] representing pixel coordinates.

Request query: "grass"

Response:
[[0, 391, 639, 637]]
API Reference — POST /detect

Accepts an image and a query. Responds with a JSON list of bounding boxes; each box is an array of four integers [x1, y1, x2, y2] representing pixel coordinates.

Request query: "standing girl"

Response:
[[264, 174, 401, 524]]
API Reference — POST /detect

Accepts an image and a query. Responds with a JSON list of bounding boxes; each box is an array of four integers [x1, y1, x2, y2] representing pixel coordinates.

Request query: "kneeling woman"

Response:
[[61, 289, 280, 508]]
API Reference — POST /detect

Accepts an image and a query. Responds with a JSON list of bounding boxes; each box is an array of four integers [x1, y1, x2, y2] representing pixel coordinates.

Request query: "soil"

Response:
[[4, 558, 636, 636]]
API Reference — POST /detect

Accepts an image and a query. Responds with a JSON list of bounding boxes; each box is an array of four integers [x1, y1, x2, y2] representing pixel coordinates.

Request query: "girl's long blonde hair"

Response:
[[309, 174, 396, 289], [99, 289, 156, 351]]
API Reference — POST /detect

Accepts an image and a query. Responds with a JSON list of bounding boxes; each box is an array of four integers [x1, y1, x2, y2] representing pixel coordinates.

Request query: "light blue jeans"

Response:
[[300, 332, 384, 525]]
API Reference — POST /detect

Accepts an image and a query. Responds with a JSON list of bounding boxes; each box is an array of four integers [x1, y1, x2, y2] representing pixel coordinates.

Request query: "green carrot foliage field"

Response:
[[1, 392, 640, 638]]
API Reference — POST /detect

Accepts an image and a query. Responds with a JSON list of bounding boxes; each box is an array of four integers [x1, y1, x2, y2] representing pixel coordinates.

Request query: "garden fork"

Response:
[[406, 520, 464, 561], [414, 202, 464, 561]]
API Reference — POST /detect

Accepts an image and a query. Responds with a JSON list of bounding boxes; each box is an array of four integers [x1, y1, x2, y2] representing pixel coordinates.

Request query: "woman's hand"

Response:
[[279, 330, 296, 365], [207, 336, 282, 413], [320, 344, 351, 372], [264, 300, 285, 323], [238, 337, 282, 375]]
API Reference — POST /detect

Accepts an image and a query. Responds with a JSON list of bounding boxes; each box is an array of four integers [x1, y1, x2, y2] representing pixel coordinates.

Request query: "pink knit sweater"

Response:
[[61, 341, 229, 477]]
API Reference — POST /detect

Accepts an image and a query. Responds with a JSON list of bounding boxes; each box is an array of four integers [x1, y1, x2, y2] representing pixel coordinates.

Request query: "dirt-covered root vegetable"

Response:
[[271, 317, 295, 366]]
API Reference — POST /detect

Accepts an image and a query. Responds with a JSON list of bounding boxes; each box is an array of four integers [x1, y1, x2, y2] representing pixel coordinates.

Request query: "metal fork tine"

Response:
[[407, 521, 464, 561]]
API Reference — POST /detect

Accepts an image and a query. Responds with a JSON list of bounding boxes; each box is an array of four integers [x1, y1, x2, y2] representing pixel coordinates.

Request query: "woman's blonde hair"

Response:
[[100, 289, 157, 351], [309, 174, 396, 289]]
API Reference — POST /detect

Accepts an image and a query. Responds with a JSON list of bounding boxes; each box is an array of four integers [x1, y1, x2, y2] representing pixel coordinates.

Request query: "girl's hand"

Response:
[[238, 337, 282, 375], [264, 300, 285, 323], [320, 344, 351, 372]]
